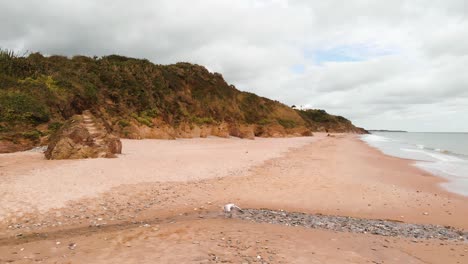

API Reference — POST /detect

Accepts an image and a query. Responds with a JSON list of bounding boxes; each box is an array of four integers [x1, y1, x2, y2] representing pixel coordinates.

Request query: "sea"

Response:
[[361, 132, 468, 196]]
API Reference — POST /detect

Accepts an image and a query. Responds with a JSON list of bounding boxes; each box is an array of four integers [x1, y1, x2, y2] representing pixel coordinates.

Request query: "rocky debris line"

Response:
[[235, 209, 468, 241], [45, 110, 122, 159]]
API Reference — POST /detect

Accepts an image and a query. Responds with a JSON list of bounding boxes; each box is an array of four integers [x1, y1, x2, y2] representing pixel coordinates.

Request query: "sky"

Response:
[[1, 0, 467, 132]]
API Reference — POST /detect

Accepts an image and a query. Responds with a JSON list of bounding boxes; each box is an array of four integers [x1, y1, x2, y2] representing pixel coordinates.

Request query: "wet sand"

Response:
[[0, 134, 467, 263]]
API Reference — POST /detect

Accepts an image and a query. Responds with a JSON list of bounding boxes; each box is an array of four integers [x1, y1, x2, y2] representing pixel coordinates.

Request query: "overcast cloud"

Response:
[[1, 0, 467, 131]]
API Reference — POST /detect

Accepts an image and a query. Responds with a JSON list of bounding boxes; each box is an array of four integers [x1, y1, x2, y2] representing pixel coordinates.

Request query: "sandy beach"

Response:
[[0, 134, 467, 263]]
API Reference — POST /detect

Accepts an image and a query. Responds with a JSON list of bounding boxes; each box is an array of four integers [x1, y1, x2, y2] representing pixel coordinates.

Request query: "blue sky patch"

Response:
[[307, 44, 395, 65], [290, 64, 305, 74]]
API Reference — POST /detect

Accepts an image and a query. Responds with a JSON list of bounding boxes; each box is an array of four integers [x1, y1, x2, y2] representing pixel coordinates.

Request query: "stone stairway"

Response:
[[45, 110, 122, 160], [82, 110, 104, 146]]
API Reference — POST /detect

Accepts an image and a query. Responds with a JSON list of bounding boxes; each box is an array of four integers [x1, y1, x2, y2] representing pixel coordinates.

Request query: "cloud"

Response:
[[0, 0, 467, 131]]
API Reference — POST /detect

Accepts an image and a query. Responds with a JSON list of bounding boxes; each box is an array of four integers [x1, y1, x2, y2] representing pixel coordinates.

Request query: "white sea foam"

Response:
[[362, 134, 390, 142], [417, 161, 468, 179], [401, 148, 463, 162]]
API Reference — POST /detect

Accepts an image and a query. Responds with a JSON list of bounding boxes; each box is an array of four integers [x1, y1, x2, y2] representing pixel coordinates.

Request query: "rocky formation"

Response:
[[116, 122, 314, 140], [45, 111, 122, 159]]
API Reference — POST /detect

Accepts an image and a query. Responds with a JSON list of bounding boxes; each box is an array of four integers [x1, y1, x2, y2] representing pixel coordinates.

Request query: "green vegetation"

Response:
[[191, 116, 216, 125], [296, 109, 365, 133], [131, 113, 154, 127], [48, 122, 63, 133], [21, 130, 42, 141], [0, 91, 50, 124], [258, 118, 274, 126], [0, 49, 364, 150], [117, 119, 131, 128], [298, 109, 335, 123], [277, 118, 297, 129]]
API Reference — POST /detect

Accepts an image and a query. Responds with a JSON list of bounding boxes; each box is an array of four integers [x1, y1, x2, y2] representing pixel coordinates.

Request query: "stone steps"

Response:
[[81, 112, 105, 146]]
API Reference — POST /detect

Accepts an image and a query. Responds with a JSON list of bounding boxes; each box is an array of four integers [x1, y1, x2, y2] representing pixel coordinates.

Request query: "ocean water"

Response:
[[361, 132, 468, 196]]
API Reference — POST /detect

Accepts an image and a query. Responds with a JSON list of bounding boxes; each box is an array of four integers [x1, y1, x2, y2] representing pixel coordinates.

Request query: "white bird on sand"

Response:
[[223, 203, 244, 218]]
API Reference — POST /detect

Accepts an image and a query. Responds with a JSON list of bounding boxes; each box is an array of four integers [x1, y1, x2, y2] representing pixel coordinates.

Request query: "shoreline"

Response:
[[361, 132, 468, 197], [1, 134, 467, 263], [358, 135, 459, 196]]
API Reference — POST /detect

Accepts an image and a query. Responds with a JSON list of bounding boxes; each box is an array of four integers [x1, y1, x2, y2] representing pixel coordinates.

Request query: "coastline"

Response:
[[361, 132, 468, 197], [1, 134, 467, 263], [358, 134, 462, 197]]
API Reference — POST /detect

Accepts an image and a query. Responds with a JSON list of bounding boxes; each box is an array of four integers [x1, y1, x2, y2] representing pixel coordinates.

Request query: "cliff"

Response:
[[0, 50, 366, 152]]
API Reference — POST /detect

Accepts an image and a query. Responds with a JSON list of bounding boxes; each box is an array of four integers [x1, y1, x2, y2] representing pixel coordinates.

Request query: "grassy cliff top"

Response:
[[0, 49, 366, 150]]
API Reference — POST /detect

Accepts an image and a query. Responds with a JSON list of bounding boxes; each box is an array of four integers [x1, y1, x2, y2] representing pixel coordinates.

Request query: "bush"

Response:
[[141, 108, 159, 118], [0, 124, 7, 132], [0, 49, 21, 76], [191, 116, 215, 125], [131, 113, 153, 127], [118, 119, 130, 128], [84, 84, 98, 102], [0, 91, 50, 124], [48, 122, 63, 132], [258, 118, 273, 126], [22, 130, 42, 140], [299, 109, 333, 123], [277, 118, 297, 128]]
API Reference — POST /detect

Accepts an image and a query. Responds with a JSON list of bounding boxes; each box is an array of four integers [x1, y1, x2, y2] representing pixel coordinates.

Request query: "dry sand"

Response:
[[0, 136, 318, 219], [0, 134, 467, 263]]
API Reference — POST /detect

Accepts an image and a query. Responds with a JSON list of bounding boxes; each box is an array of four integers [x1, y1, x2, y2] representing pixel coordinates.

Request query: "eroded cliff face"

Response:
[[114, 121, 314, 140], [0, 52, 366, 153]]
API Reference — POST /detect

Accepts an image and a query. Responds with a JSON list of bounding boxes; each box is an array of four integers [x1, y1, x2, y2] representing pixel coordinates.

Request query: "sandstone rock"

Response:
[[45, 111, 122, 160], [117, 119, 314, 140], [0, 140, 32, 153], [254, 124, 287, 137], [211, 122, 230, 138], [105, 136, 122, 155], [228, 124, 255, 139], [238, 125, 255, 139]]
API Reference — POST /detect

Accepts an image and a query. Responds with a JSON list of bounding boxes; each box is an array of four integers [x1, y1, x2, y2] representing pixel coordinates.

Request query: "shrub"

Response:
[[191, 116, 215, 125], [22, 130, 42, 140], [141, 108, 159, 118], [131, 113, 153, 127], [48, 122, 63, 132], [277, 118, 297, 128], [118, 119, 130, 128], [258, 118, 273, 126], [0, 91, 50, 124], [84, 84, 98, 102], [299, 109, 333, 123]]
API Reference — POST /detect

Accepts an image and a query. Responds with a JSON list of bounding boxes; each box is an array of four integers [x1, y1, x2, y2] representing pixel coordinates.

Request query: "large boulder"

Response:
[[45, 111, 122, 160]]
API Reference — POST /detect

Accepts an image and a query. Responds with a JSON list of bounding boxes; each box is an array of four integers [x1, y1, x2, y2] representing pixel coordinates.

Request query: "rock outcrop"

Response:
[[45, 110, 122, 160]]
